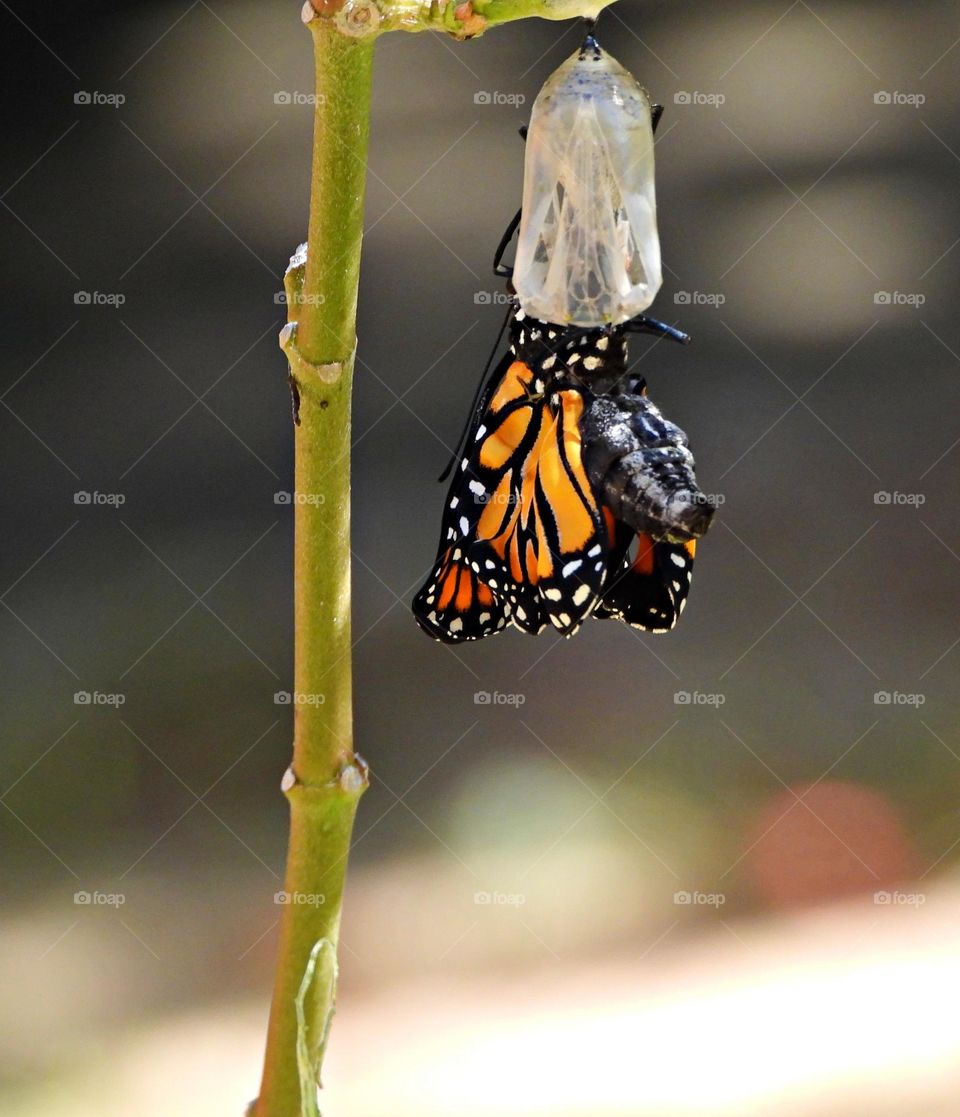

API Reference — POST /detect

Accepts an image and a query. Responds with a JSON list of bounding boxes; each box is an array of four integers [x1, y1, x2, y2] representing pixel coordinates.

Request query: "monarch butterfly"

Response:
[[412, 306, 713, 643], [412, 31, 715, 644]]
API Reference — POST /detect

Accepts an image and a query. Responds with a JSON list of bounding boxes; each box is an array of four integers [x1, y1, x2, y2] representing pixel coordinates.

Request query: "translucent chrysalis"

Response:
[[513, 41, 662, 328]]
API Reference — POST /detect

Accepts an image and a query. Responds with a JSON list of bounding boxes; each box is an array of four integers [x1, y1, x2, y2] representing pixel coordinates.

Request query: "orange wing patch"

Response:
[[413, 545, 509, 643], [596, 524, 697, 634], [466, 389, 608, 637]]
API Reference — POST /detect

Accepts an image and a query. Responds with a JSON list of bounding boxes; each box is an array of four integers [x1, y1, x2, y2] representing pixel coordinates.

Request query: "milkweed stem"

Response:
[[254, 3, 620, 1114]]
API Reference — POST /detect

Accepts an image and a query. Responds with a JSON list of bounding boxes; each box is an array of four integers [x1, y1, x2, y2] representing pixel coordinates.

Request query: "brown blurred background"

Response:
[[2, 1, 960, 1114]]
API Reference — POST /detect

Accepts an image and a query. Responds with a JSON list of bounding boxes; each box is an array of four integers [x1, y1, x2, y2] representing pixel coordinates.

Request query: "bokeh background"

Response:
[[3, 1, 960, 1114]]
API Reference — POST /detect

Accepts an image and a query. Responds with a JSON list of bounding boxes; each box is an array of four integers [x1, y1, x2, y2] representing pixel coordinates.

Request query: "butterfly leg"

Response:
[[624, 315, 691, 346], [493, 207, 522, 280]]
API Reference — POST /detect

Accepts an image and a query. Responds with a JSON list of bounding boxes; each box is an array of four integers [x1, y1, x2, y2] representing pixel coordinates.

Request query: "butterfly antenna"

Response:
[[438, 302, 515, 482]]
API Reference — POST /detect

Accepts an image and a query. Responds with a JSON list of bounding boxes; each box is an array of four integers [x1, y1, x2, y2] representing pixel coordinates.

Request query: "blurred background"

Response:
[[2, 1, 960, 1114]]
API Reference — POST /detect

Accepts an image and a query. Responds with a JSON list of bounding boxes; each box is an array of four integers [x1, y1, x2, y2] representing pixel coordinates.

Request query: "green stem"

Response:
[[255, 1, 619, 1113], [254, 22, 373, 1117]]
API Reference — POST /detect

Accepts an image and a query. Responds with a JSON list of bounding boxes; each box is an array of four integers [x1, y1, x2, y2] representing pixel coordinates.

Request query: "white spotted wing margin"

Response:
[[412, 350, 521, 644], [465, 386, 610, 639], [413, 354, 610, 643], [595, 523, 696, 634]]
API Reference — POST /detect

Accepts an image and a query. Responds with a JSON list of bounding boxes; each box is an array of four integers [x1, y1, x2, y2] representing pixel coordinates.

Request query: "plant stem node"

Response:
[[281, 765, 298, 793], [279, 322, 351, 388], [336, 0, 381, 37], [338, 754, 369, 795]]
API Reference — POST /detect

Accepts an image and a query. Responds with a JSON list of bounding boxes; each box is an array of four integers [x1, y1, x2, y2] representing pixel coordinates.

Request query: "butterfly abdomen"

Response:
[[581, 393, 714, 544]]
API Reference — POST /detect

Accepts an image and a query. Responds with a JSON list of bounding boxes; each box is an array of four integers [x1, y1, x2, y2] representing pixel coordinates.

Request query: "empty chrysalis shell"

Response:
[[513, 43, 662, 329]]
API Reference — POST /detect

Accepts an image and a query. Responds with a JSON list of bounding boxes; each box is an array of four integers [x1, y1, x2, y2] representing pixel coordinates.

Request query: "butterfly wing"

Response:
[[413, 549, 508, 643], [467, 387, 609, 638], [595, 521, 696, 633], [413, 354, 537, 643]]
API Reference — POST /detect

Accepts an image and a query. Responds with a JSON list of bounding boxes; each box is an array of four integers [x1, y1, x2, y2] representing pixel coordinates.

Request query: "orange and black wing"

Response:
[[414, 353, 611, 642], [413, 548, 508, 643], [413, 354, 538, 643], [466, 387, 609, 638], [595, 521, 696, 633]]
